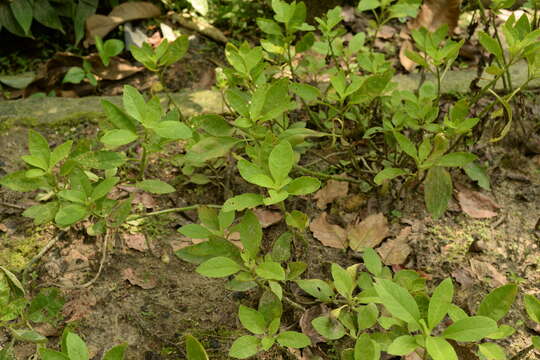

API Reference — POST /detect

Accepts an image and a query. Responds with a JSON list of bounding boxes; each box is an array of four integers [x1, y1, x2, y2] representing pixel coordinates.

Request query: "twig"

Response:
[[22, 232, 63, 283], [0, 202, 26, 210], [127, 204, 221, 222], [510, 344, 534, 360]]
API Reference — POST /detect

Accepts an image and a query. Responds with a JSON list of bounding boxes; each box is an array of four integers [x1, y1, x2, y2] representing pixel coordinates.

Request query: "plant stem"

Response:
[[139, 145, 148, 181], [294, 164, 371, 185], [127, 204, 221, 221]]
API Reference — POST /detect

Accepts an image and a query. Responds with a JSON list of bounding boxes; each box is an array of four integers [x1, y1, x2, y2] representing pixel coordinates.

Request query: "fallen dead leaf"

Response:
[[309, 212, 347, 249], [347, 213, 389, 251], [0, 223, 8, 233], [123, 232, 148, 252], [405, 349, 424, 360], [170, 12, 227, 43], [410, 0, 460, 33], [377, 25, 396, 39], [299, 304, 328, 345], [147, 31, 163, 47], [451, 268, 475, 289], [457, 188, 500, 219], [313, 180, 349, 209], [399, 40, 418, 72], [34, 323, 60, 337], [85, 2, 161, 46], [376, 226, 412, 265], [133, 192, 157, 209], [122, 267, 158, 289], [469, 258, 507, 287], [90, 55, 144, 81], [253, 207, 283, 228]]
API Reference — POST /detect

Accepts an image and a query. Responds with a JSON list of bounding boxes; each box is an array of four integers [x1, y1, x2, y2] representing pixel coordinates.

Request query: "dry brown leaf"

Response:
[[299, 304, 328, 345], [147, 31, 163, 47], [410, 0, 461, 33], [123, 232, 148, 252], [133, 192, 157, 209], [122, 267, 158, 289], [399, 39, 418, 71], [451, 268, 475, 289], [405, 349, 424, 360], [85, 2, 161, 45], [253, 207, 283, 228], [313, 180, 349, 209], [457, 188, 500, 218], [377, 226, 412, 265], [90, 56, 144, 81], [170, 12, 227, 43], [309, 212, 347, 249], [469, 258, 507, 287], [347, 213, 389, 251], [34, 323, 60, 337], [377, 25, 396, 39]]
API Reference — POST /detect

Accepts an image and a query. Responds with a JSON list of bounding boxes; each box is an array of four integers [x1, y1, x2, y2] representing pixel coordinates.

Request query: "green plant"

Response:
[[63, 60, 97, 87], [357, 0, 420, 39], [95, 35, 124, 66], [38, 330, 127, 360]]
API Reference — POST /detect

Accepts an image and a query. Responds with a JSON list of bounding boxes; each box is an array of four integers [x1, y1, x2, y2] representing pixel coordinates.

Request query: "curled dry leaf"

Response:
[[309, 212, 347, 249], [299, 304, 328, 345], [377, 226, 412, 265], [123, 232, 148, 252], [122, 267, 158, 289], [85, 2, 161, 46], [457, 188, 500, 219], [377, 25, 397, 39], [410, 0, 461, 33], [347, 213, 389, 251], [399, 39, 418, 72], [313, 180, 349, 209], [253, 207, 283, 228], [469, 258, 507, 287], [170, 12, 227, 43]]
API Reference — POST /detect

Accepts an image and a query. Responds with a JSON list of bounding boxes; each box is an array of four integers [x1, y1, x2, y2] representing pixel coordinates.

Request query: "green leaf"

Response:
[[296, 279, 333, 302], [187, 0, 208, 15], [23, 202, 59, 225], [159, 36, 189, 67], [33, 0, 63, 32], [477, 284, 517, 321], [101, 100, 137, 132], [374, 167, 408, 185], [271, 232, 292, 262], [441, 316, 498, 341], [11, 329, 47, 343], [103, 39, 124, 59], [269, 140, 294, 186], [237, 159, 274, 188], [100, 130, 138, 147], [276, 331, 311, 348], [436, 152, 476, 167], [284, 176, 321, 195], [425, 336, 457, 360], [312, 316, 346, 340], [184, 335, 208, 360], [357, 0, 380, 11], [90, 177, 119, 201], [22, 154, 49, 170], [257, 18, 282, 35], [135, 180, 175, 194], [38, 348, 70, 360], [332, 263, 355, 299], [478, 31, 503, 60], [10, 0, 32, 34], [239, 305, 267, 334], [63, 67, 86, 84], [387, 335, 418, 356], [354, 333, 380, 360], [285, 210, 308, 230], [357, 304, 379, 330], [196, 257, 242, 278], [178, 224, 212, 239], [524, 294, 540, 323], [65, 332, 89, 360], [464, 162, 490, 190], [255, 261, 286, 281], [532, 336, 540, 350], [428, 278, 454, 329], [479, 343, 506, 360], [102, 344, 127, 360], [73, 0, 97, 45], [290, 83, 320, 102], [222, 193, 264, 212], [55, 204, 89, 227], [296, 32, 315, 52], [0, 170, 46, 192], [58, 189, 87, 204], [363, 248, 382, 276], [175, 238, 241, 264], [184, 136, 238, 164], [225, 89, 250, 118], [123, 85, 146, 122], [238, 210, 262, 258], [373, 278, 420, 326], [487, 324, 515, 339], [394, 132, 417, 161], [28, 130, 50, 159], [50, 141, 73, 169], [228, 335, 260, 359], [424, 166, 452, 219], [152, 121, 192, 140]]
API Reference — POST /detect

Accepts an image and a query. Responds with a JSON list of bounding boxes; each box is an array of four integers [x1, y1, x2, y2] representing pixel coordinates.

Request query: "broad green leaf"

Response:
[[49, 141, 73, 169], [425, 336, 457, 360], [238, 210, 262, 258], [296, 32, 315, 52], [269, 140, 294, 186], [287, 262, 307, 280], [428, 278, 454, 329], [178, 224, 212, 239], [63, 67, 85, 84], [90, 177, 119, 201], [23, 202, 59, 225], [135, 179, 175, 194], [255, 261, 286, 281], [487, 324, 515, 339], [65, 332, 89, 360], [354, 333, 380, 360], [228, 335, 260, 359], [122, 85, 146, 122], [532, 336, 540, 350], [11, 329, 47, 343], [478, 31, 503, 60], [357, 303, 379, 330], [159, 36, 189, 66], [101, 100, 137, 132], [10, 0, 32, 34], [435, 152, 476, 167], [285, 210, 308, 230], [363, 248, 382, 276], [100, 130, 138, 147], [276, 331, 311, 348], [184, 335, 208, 360], [102, 344, 128, 360], [394, 132, 417, 161], [257, 18, 282, 35], [28, 130, 50, 159], [175, 238, 241, 264], [284, 176, 320, 195], [479, 343, 506, 360], [237, 159, 274, 188], [196, 257, 242, 278], [152, 121, 192, 140], [464, 162, 490, 190], [0, 170, 46, 192], [374, 167, 408, 185], [55, 204, 89, 227], [38, 348, 70, 360], [271, 232, 292, 262], [222, 193, 264, 212], [22, 154, 49, 170], [290, 83, 320, 102], [357, 0, 380, 11], [448, 304, 468, 322], [477, 284, 517, 321], [387, 335, 418, 356], [296, 279, 333, 302], [239, 305, 267, 334], [524, 294, 540, 323], [441, 316, 498, 341], [225, 89, 250, 118], [373, 278, 420, 326], [424, 166, 452, 219], [184, 136, 238, 164], [312, 316, 346, 340], [32, 0, 64, 32], [332, 263, 354, 299]]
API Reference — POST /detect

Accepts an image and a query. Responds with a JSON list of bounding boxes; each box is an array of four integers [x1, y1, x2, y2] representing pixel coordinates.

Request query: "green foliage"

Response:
[[38, 330, 127, 360], [95, 36, 124, 67]]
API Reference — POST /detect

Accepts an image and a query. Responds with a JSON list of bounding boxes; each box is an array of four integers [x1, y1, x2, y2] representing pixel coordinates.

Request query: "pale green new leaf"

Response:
[[425, 336, 457, 360], [196, 257, 242, 278], [373, 278, 420, 326]]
